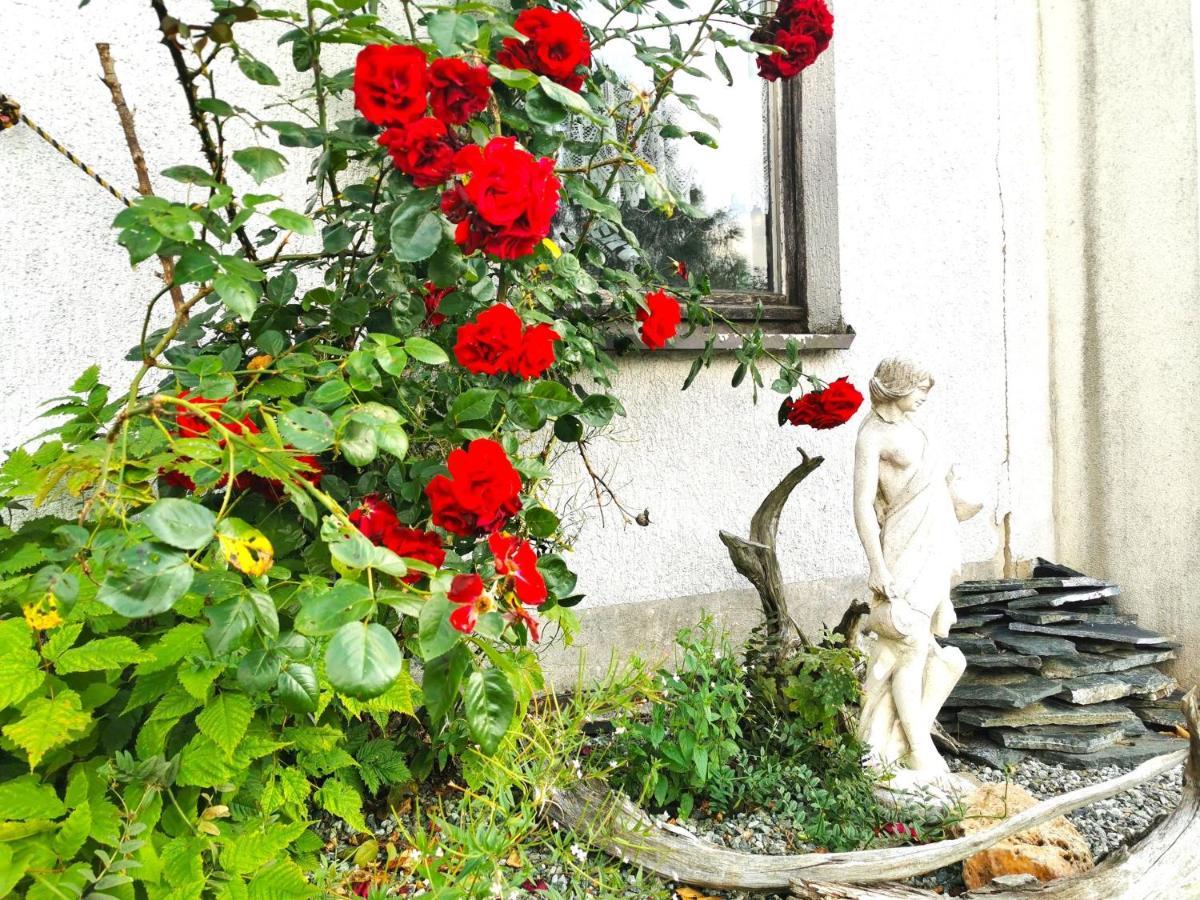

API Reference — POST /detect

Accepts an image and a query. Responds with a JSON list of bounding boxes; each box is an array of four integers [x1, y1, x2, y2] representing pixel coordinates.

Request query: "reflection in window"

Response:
[[558, 6, 773, 293]]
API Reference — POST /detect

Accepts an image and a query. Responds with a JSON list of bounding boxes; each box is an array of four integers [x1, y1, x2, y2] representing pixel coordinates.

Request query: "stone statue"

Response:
[[853, 357, 982, 797]]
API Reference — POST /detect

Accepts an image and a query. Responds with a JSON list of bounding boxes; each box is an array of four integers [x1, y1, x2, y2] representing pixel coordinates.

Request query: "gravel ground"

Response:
[[317, 756, 1185, 898]]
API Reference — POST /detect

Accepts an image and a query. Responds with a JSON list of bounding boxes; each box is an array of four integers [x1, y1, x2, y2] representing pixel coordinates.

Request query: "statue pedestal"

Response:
[[875, 768, 979, 812]]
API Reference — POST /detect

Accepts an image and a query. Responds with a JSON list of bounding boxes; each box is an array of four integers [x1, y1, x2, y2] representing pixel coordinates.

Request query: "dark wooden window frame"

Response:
[[701, 47, 850, 348]]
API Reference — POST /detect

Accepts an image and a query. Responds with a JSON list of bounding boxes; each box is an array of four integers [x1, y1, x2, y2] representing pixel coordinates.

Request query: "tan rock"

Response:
[[954, 782, 1093, 889]]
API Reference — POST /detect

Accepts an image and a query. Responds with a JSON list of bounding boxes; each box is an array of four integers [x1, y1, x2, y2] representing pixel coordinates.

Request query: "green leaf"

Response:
[[376, 423, 409, 460], [205, 598, 256, 656], [53, 803, 91, 859], [328, 529, 376, 571], [487, 64, 539, 90], [55, 637, 151, 674], [659, 123, 687, 139], [237, 649, 281, 692], [195, 692, 254, 758], [0, 775, 66, 820], [97, 543, 194, 618], [161, 165, 218, 186], [325, 623, 402, 699], [537, 554, 577, 598], [174, 247, 217, 285], [448, 388, 498, 426], [524, 506, 559, 539], [418, 594, 460, 661], [311, 379, 351, 408], [389, 206, 443, 263], [276, 663, 319, 713], [404, 336, 449, 365], [463, 669, 515, 755], [0, 621, 44, 711], [714, 49, 733, 86], [536, 76, 601, 123], [279, 407, 334, 452], [233, 146, 288, 184], [527, 381, 578, 417], [3, 691, 91, 768], [315, 779, 367, 833], [213, 273, 261, 320], [237, 55, 280, 86], [268, 208, 316, 236], [137, 498, 216, 550], [427, 11, 478, 54], [553, 414, 583, 442], [196, 97, 236, 117], [690, 130, 719, 148], [296, 581, 374, 636], [421, 644, 469, 725]]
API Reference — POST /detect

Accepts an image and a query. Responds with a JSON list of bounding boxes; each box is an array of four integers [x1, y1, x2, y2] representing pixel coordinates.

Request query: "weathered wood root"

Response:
[[719, 447, 824, 648], [792, 689, 1200, 899], [547, 725, 1188, 891]]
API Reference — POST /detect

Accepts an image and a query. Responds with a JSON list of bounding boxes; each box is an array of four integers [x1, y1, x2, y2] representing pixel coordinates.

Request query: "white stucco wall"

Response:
[[1, 3, 1057, 664]]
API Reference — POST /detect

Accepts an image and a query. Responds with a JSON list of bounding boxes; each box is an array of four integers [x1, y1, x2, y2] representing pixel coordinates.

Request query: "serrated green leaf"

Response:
[[3, 690, 91, 768], [0, 775, 65, 820], [315, 779, 367, 833], [55, 637, 151, 674], [195, 692, 254, 758], [233, 146, 287, 184]]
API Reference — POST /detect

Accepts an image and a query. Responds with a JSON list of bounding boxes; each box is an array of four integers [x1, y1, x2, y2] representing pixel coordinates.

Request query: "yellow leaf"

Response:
[[635, 158, 657, 175], [541, 238, 562, 259], [247, 354, 274, 371], [217, 525, 273, 578], [353, 838, 380, 868], [505, 849, 521, 868]]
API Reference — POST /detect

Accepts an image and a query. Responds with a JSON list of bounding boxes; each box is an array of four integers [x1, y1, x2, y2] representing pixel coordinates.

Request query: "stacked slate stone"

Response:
[[940, 559, 1187, 769]]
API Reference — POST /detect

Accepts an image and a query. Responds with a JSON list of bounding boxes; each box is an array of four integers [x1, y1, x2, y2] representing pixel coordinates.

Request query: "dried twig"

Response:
[[95, 43, 187, 319]]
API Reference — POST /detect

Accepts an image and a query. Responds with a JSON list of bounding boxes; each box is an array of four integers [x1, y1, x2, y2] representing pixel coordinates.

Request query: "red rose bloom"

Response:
[[353, 44, 428, 126], [782, 377, 863, 429], [506, 604, 541, 642], [425, 438, 523, 535], [378, 117, 456, 188], [428, 58, 492, 125], [350, 494, 400, 542], [448, 572, 493, 633], [636, 290, 682, 349], [454, 304, 523, 375], [489, 532, 548, 606], [382, 526, 446, 584], [424, 281, 451, 326], [176, 392, 256, 438], [753, 0, 833, 82], [512, 323, 560, 380], [498, 7, 592, 92], [443, 137, 560, 260]]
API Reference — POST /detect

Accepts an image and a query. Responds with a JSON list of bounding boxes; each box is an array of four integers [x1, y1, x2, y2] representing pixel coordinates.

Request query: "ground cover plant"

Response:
[[0, 0, 849, 895]]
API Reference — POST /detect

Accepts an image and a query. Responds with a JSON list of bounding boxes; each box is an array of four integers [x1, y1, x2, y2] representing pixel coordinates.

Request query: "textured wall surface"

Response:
[[1, 3, 1057, 669], [1041, 0, 1200, 687]]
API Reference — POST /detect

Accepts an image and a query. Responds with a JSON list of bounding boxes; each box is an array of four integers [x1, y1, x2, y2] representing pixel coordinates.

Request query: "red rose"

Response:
[[753, 0, 833, 82], [506, 604, 541, 642], [424, 281, 451, 326], [636, 290, 682, 349], [426, 438, 522, 535], [489, 532, 547, 606], [448, 572, 492, 633], [350, 494, 400, 542], [782, 377, 863, 429], [176, 392, 257, 438], [512, 323, 560, 380], [353, 44, 428, 126], [428, 58, 492, 125], [382, 526, 445, 584], [378, 117, 456, 188], [498, 7, 592, 92], [425, 476, 477, 537], [444, 137, 560, 260], [454, 304, 523, 375], [249, 450, 324, 501]]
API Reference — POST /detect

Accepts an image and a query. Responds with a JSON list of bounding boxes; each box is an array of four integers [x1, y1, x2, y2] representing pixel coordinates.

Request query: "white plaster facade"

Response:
[[0, 2, 1195, 685]]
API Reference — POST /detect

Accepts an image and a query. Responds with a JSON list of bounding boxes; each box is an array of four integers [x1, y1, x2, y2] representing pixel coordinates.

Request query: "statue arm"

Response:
[[853, 431, 896, 598]]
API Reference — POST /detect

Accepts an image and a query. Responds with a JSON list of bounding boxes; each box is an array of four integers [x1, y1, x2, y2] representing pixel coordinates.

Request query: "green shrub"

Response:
[[604, 615, 748, 818]]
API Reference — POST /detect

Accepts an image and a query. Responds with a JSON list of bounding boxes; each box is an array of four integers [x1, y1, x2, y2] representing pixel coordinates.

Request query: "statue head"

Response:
[[869, 357, 934, 415]]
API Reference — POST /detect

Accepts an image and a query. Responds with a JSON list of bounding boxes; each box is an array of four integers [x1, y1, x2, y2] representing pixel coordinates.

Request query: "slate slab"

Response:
[[990, 723, 1127, 753], [1032, 558, 1085, 578], [1008, 621, 1175, 646], [1006, 606, 1134, 626], [1120, 667, 1177, 699], [962, 651, 1043, 671], [1056, 673, 1135, 705], [1040, 648, 1176, 679], [1007, 586, 1120, 609], [1075, 638, 1182, 655], [955, 735, 1028, 769], [987, 626, 1078, 657], [958, 700, 1139, 729], [1127, 689, 1187, 710], [942, 633, 998, 654], [953, 588, 1038, 610], [945, 673, 1063, 709], [952, 612, 1007, 630], [1039, 733, 1187, 769], [954, 579, 1035, 594], [1132, 706, 1187, 730]]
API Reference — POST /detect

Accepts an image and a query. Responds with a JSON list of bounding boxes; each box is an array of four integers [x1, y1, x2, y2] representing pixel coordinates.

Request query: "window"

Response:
[[560, 6, 845, 336]]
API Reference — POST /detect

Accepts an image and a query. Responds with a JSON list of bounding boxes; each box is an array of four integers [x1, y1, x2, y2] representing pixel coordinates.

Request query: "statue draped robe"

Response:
[[858, 427, 966, 772]]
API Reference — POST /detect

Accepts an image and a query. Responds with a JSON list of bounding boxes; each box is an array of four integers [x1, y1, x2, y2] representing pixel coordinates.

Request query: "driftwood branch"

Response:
[[95, 42, 187, 320], [719, 447, 824, 648], [792, 689, 1200, 898], [547, 734, 1190, 891]]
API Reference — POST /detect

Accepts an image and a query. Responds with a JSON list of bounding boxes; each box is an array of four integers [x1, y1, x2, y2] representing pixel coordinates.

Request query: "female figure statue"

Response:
[[853, 357, 981, 788]]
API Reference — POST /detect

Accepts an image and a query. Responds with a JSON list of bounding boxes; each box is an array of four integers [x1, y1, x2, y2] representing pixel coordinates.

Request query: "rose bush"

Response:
[[0, 0, 837, 894]]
